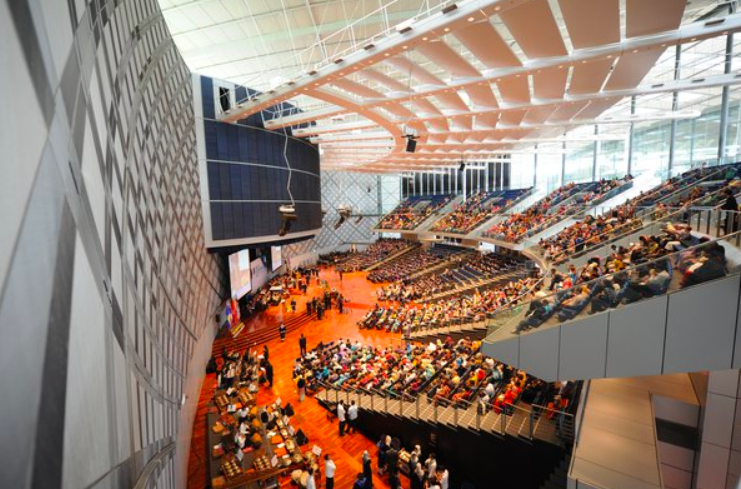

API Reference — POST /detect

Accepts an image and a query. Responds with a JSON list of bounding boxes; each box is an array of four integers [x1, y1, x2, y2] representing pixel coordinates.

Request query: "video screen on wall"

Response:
[[271, 246, 282, 272], [228, 249, 252, 300]]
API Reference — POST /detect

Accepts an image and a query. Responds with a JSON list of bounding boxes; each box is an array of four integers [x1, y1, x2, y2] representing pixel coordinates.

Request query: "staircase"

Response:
[[212, 310, 313, 355], [539, 452, 571, 489]]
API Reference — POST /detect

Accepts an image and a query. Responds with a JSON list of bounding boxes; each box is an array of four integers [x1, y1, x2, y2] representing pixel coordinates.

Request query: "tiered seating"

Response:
[[538, 164, 741, 263], [430, 188, 531, 235], [376, 194, 454, 230], [515, 225, 728, 334], [303, 338, 578, 445], [366, 246, 463, 283], [374, 252, 526, 303], [360, 270, 542, 334], [483, 177, 632, 243], [335, 239, 417, 272]]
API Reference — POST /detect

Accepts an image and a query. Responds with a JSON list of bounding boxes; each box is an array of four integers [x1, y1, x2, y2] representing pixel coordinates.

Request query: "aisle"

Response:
[[188, 268, 402, 489]]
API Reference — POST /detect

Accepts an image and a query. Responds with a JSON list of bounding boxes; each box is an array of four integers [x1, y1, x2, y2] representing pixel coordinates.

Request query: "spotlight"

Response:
[[335, 205, 353, 229], [278, 204, 297, 236]]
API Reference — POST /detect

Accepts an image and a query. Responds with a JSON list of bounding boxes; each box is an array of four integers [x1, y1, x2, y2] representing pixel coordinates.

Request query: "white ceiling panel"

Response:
[[558, 0, 620, 49], [454, 20, 521, 69], [190, 0, 740, 171], [499, 0, 568, 59], [626, 0, 686, 38]]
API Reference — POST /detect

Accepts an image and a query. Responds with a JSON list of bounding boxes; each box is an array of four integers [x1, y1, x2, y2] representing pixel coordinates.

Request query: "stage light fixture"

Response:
[[278, 204, 297, 236]]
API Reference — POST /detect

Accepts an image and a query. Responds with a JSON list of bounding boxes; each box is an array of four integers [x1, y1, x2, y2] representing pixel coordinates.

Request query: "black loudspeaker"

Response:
[[295, 429, 308, 446], [219, 87, 230, 112], [405, 137, 417, 153]]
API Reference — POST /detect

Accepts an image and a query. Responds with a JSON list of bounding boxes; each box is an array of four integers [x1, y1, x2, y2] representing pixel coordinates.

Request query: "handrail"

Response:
[[487, 224, 741, 336]]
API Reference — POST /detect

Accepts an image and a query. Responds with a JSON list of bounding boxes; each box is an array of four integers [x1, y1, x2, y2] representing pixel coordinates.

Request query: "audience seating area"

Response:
[[538, 164, 741, 263], [483, 177, 632, 243], [514, 226, 729, 334], [360, 270, 542, 334], [430, 188, 531, 235], [375, 252, 526, 302], [335, 239, 417, 272], [367, 246, 466, 283], [300, 338, 577, 436], [376, 194, 454, 230]]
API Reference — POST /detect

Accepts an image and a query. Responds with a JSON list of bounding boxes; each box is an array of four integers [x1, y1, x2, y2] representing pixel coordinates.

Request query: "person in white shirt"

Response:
[[347, 401, 359, 434], [306, 467, 316, 489], [324, 454, 336, 489], [337, 401, 347, 436], [440, 467, 449, 489]]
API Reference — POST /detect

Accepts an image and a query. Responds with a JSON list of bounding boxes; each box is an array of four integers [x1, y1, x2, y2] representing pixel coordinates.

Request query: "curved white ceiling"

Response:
[[161, 0, 740, 172]]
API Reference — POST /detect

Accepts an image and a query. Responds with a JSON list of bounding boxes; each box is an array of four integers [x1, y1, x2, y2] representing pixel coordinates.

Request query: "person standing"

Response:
[[297, 375, 306, 402], [424, 453, 437, 480], [306, 467, 316, 489], [439, 467, 449, 489], [337, 401, 347, 436], [299, 333, 307, 356], [324, 454, 336, 489], [265, 362, 274, 388], [279, 323, 286, 341], [347, 400, 358, 434], [362, 450, 373, 487]]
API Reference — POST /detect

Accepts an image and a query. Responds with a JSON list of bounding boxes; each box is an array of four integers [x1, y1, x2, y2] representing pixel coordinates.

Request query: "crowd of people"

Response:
[[361, 271, 542, 335], [367, 247, 464, 284], [484, 177, 631, 243], [377, 195, 454, 231], [515, 225, 728, 333], [374, 252, 525, 303], [538, 165, 741, 265], [429, 189, 529, 235], [335, 239, 417, 272]]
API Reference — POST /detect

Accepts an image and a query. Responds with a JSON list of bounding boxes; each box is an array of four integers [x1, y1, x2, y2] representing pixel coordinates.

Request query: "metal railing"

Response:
[[485, 225, 741, 339], [314, 380, 576, 446]]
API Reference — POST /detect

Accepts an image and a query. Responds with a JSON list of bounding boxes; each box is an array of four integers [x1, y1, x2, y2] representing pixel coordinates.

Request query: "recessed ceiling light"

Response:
[[339, 72, 344, 75], [581, 60, 587, 64], [402, 45, 408, 49], [691, 37, 697, 41], [467, 16, 475, 21], [422, 36, 429, 41], [632, 49, 639, 53], [444, 27, 450, 32], [384, 53, 390, 57]]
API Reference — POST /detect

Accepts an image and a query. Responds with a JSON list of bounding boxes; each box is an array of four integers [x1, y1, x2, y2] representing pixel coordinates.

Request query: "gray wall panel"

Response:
[[519, 326, 560, 381], [482, 336, 521, 369], [664, 276, 740, 374], [560, 314, 609, 380], [606, 296, 668, 378]]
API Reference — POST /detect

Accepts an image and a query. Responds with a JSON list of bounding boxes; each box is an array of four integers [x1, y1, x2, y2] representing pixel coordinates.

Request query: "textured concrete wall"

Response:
[[0, 0, 225, 487]]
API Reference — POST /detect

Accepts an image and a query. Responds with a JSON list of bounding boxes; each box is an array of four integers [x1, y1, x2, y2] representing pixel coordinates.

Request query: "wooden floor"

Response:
[[187, 268, 405, 489]]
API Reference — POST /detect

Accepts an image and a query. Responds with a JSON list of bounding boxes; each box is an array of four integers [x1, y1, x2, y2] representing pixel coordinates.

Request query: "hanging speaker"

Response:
[[405, 137, 417, 153]]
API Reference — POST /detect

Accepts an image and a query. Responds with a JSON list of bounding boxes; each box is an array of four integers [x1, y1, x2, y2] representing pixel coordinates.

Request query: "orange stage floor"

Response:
[[187, 268, 404, 489]]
